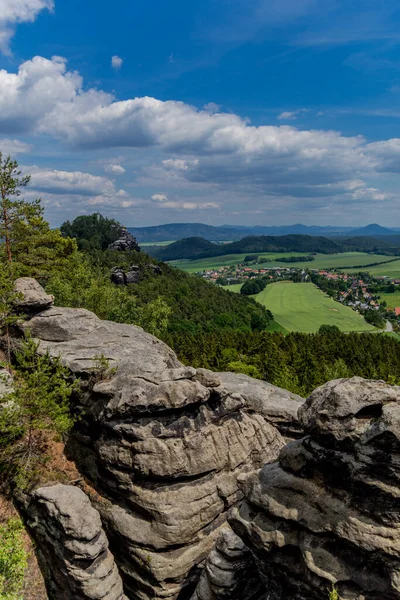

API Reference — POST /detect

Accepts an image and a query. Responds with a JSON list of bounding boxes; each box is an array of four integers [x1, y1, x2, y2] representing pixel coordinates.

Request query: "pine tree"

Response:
[[0, 335, 78, 488], [0, 153, 30, 264], [0, 153, 77, 280]]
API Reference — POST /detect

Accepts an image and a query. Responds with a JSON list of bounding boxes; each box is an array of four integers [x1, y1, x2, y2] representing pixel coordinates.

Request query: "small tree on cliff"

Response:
[[0, 153, 30, 265], [0, 335, 78, 489], [0, 153, 77, 280]]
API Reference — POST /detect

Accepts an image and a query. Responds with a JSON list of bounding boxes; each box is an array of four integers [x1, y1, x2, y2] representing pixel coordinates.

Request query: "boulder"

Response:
[[217, 372, 304, 439], [229, 377, 400, 600], [0, 368, 12, 398], [24, 300, 285, 600], [14, 277, 53, 311], [26, 484, 127, 600]]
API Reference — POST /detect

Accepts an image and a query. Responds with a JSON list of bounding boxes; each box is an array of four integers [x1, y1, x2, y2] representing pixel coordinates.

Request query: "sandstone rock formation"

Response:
[[0, 367, 12, 397], [111, 264, 162, 285], [190, 525, 263, 600], [25, 484, 127, 600], [20, 290, 286, 600], [14, 277, 54, 311], [230, 376, 400, 600], [216, 371, 304, 439], [108, 227, 140, 252]]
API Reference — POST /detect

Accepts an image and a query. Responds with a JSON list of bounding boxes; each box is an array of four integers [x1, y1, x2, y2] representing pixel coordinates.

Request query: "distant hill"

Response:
[[150, 234, 342, 261], [147, 237, 216, 260], [128, 222, 354, 243], [346, 224, 399, 237]]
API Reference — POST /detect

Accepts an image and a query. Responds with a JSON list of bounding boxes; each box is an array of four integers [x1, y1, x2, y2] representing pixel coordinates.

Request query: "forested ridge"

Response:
[[165, 329, 400, 397], [149, 234, 342, 260]]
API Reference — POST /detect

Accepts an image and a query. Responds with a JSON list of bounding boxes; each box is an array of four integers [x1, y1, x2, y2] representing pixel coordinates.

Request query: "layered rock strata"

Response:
[[216, 371, 304, 439], [111, 264, 162, 285], [25, 484, 127, 600], [108, 227, 140, 252], [21, 290, 287, 600], [190, 525, 264, 600], [230, 377, 400, 600]]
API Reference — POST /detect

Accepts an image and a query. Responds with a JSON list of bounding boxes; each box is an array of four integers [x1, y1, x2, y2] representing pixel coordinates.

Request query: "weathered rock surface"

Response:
[[190, 525, 264, 600], [108, 228, 140, 252], [230, 376, 400, 600], [26, 484, 127, 600], [0, 367, 12, 397], [111, 264, 162, 286], [14, 277, 54, 311], [23, 301, 285, 600], [216, 372, 304, 439]]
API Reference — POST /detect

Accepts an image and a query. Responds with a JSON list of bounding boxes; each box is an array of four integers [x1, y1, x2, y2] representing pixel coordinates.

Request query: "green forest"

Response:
[[164, 329, 400, 397]]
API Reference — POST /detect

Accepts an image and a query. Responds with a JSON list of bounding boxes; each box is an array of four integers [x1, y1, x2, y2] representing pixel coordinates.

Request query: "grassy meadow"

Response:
[[172, 251, 395, 274], [377, 290, 400, 309], [139, 241, 174, 247], [344, 259, 400, 278], [170, 252, 307, 273], [254, 282, 376, 333]]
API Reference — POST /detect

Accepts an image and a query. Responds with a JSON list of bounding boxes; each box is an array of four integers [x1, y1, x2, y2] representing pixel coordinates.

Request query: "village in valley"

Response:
[[197, 256, 400, 331]]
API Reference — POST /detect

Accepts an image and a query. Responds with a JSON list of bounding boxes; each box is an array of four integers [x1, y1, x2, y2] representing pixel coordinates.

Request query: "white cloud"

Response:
[[159, 201, 219, 210], [162, 158, 198, 171], [2, 55, 400, 220], [0, 138, 32, 154], [111, 55, 123, 70], [104, 163, 126, 174], [27, 166, 123, 197], [203, 102, 221, 113], [277, 109, 310, 120], [0, 0, 53, 54], [151, 194, 168, 202]]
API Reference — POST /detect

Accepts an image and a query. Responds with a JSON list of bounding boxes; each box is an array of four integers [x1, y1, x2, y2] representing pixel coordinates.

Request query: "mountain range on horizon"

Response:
[[128, 222, 400, 243]]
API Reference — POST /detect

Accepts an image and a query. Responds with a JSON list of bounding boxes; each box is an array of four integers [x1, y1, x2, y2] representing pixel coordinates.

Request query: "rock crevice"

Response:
[[229, 377, 400, 600]]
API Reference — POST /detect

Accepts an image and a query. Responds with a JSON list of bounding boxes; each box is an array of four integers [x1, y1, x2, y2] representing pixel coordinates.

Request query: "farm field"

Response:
[[344, 259, 400, 278], [254, 282, 377, 333], [172, 252, 394, 273], [139, 240, 173, 247], [170, 252, 307, 272], [222, 283, 243, 293], [378, 291, 400, 310]]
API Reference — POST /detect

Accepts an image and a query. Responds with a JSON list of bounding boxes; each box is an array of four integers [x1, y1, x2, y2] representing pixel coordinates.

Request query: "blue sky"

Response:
[[2, 0, 400, 226]]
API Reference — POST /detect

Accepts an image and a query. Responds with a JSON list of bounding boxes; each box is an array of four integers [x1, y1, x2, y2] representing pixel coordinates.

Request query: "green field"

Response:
[[222, 283, 243, 293], [378, 291, 400, 309], [170, 252, 307, 273], [344, 259, 400, 278], [172, 252, 394, 274], [254, 282, 377, 333], [140, 240, 174, 247]]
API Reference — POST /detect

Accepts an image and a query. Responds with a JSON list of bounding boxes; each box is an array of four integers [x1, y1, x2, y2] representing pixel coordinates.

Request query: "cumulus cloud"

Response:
[[3, 55, 400, 219], [104, 163, 126, 174], [0, 0, 53, 54], [111, 55, 123, 70], [0, 138, 32, 154], [27, 167, 119, 196]]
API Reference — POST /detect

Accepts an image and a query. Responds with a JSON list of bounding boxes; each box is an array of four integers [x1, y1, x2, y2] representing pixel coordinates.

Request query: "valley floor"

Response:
[[228, 281, 377, 333]]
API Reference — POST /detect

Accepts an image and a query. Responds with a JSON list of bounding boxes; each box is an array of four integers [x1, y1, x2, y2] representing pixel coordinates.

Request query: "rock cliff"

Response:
[[17, 279, 295, 600], [25, 484, 127, 600], [12, 279, 399, 600], [108, 227, 140, 252], [229, 376, 400, 600]]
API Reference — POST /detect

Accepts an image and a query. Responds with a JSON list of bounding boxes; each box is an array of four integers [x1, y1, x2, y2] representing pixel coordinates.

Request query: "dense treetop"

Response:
[[60, 213, 122, 252]]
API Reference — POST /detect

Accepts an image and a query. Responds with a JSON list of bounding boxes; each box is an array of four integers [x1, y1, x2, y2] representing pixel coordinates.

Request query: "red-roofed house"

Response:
[[395, 307, 400, 317]]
